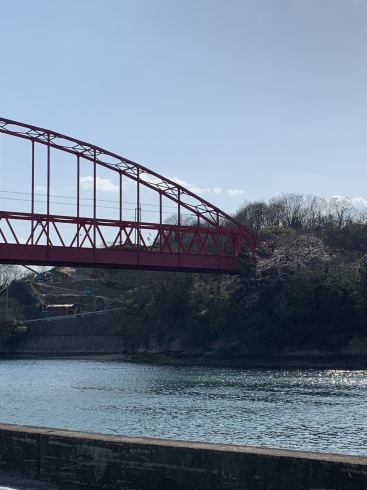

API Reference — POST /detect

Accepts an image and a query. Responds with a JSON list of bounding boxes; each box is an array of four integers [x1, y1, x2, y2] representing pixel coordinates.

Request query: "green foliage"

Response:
[[14, 324, 27, 334], [8, 280, 42, 305], [119, 194, 367, 356], [0, 284, 28, 345], [0, 313, 27, 345]]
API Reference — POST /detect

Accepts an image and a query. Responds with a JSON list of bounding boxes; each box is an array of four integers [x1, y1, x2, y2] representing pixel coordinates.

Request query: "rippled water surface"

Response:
[[0, 360, 366, 455]]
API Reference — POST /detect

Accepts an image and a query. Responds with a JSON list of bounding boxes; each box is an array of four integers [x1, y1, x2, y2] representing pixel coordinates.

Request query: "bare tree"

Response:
[[266, 196, 285, 227], [0, 264, 23, 288], [355, 210, 367, 225], [37, 265, 51, 274], [303, 195, 327, 231], [236, 200, 268, 231], [283, 194, 307, 228], [165, 213, 197, 226], [0, 265, 23, 321], [328, 196, 354, 229]]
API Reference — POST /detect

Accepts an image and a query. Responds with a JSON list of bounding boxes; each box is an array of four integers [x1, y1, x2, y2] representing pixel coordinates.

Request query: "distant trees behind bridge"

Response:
[[121, 194, 367, 356], [236, 193, 360, 233]]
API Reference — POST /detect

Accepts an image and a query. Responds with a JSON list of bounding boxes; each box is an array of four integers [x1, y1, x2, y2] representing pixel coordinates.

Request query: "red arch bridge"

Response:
[[0, 117, 256, 274]]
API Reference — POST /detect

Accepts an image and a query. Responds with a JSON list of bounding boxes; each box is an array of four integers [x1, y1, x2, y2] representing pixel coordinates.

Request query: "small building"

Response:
[[46, 303, 84, 317]]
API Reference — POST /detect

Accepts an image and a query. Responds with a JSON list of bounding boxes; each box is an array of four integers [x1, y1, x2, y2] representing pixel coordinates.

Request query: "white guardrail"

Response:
[[23, 308, 123, 324]]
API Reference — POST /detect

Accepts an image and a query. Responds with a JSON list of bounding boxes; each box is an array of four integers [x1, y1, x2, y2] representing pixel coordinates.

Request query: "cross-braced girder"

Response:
[[0, 117, 256, 273]]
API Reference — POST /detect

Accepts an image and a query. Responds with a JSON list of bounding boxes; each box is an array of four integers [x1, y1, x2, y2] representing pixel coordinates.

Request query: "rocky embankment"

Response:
[[119, 332, 367, 369]]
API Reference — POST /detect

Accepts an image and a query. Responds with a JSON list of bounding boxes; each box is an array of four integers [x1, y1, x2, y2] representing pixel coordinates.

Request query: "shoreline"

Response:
[[1, 351, 367, 369]]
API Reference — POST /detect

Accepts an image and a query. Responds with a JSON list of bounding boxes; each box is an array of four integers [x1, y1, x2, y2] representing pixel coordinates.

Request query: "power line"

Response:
[[0, 189, 180, 209]]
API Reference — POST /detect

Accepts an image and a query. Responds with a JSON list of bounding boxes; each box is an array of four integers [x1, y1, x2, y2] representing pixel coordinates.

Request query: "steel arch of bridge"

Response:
[[0, 117, 256, 273]]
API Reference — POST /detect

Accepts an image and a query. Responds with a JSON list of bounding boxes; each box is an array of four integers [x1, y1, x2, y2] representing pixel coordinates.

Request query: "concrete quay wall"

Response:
[[2, 311, 124, 356], [1, 423, 367, 490]]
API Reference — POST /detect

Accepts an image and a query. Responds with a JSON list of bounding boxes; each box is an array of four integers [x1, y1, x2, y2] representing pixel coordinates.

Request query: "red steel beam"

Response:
[[0, 243, 240, 274]]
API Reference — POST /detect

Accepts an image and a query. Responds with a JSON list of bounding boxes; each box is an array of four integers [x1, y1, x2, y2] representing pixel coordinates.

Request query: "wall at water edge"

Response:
[[1, 423, 367, 490], [0, 311, 124, 357]]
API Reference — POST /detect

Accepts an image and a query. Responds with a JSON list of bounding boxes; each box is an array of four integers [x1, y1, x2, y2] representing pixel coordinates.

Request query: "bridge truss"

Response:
[[0, 117, 256, 273]]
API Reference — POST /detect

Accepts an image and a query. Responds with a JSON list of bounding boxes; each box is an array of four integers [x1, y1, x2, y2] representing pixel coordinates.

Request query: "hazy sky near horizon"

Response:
[[0, 0, 367, 215]]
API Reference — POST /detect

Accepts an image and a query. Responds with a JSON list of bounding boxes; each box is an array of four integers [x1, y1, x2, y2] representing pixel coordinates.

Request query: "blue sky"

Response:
[[0, 0, 367, 217]]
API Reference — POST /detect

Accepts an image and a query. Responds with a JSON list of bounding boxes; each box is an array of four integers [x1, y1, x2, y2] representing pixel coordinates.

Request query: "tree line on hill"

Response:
[[121, 194, 367, 354]]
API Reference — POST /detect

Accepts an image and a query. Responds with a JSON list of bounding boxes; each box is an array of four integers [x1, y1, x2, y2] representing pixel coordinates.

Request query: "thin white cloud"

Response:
[[189, 186, 210, 195], [140, 174, 161, 185], [80, 176, 119, 192], [227, 189, 245, 196], [168, 176, 209, 194], [168, 177, 223, 196], [169, 177, 190, 187], [35, 185, 47, 193], [143, 175, 239, 199], [142, 175, 192, 188]]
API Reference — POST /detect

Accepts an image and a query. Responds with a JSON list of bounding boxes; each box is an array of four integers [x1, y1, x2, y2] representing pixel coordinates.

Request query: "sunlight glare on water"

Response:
[[0, 360, 367, 456]]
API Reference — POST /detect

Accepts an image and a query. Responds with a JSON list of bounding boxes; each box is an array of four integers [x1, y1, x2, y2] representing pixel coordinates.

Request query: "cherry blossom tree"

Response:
[[254, 232, 331, 280]]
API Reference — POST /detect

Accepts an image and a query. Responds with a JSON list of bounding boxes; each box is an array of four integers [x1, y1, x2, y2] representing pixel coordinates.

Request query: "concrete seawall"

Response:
[[1, 423, 367, 489], [0, 312, 124, 357]]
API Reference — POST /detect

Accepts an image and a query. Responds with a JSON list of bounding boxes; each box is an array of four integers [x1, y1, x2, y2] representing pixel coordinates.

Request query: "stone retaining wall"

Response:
[[1, 423, 367, 489], [1, 311, 124, 356]]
